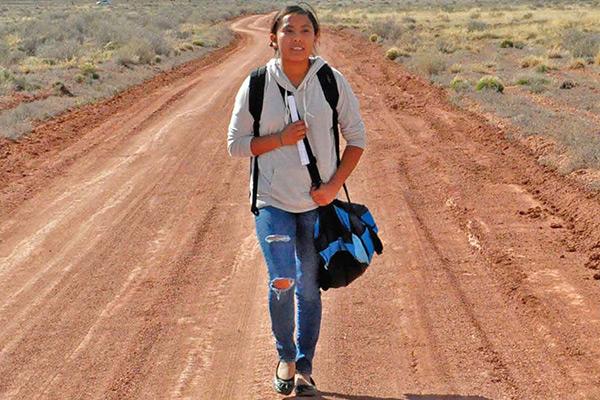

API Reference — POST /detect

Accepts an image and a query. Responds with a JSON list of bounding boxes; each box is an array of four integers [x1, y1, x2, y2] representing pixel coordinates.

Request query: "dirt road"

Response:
[[1, 14, 600, 400]]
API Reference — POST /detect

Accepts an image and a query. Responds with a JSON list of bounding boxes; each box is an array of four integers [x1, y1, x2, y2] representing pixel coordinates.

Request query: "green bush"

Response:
[[192, 39, 205, 47], [536, 63, 549, 73], [79, 62, 97, 76], [500, 39, 514, 48], [476, 76, 504, 92], [385, 47, 401, 60], [369, 33, 379, 43], [450, 76, 470, 91]]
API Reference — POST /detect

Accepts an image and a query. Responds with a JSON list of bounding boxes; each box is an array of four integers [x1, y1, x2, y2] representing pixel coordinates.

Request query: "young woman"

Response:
[[227, 4, 366, 396]]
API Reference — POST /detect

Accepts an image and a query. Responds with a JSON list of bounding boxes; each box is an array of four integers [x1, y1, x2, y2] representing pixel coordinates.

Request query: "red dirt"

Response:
[[1, 15, 600, 399]]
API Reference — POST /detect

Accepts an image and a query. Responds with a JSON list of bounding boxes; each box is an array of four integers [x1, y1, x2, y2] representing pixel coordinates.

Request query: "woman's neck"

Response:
[[281, 58, 311, 88]]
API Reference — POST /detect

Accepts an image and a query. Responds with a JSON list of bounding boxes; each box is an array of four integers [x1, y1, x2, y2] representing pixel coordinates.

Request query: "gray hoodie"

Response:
[[227, 56, 366, 213]]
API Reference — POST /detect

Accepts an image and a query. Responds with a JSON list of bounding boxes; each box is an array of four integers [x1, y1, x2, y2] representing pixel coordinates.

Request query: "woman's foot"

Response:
[[273, 360, 295, 395], [295, 373, 317, 397]]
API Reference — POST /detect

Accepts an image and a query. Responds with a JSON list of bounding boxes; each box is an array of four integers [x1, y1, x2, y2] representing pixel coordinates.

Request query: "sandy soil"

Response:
[[1, 14, 600, 400]]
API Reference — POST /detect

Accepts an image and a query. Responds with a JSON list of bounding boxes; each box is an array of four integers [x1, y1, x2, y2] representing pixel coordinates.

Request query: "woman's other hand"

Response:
[[310, 181, 340, 206]]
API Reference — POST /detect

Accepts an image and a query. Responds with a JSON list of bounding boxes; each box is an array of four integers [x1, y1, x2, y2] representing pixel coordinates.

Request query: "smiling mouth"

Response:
[[291, 46, 304, 51]]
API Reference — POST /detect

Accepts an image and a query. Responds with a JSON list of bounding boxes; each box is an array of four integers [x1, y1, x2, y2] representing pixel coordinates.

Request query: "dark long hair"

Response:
[[270, 3, 320, 54]]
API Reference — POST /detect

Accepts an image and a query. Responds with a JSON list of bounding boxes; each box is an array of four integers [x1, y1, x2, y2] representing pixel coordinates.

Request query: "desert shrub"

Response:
[[115, 40, 155, 66], [450, 76, 470, 91], [536, 63, 549, 73], [520, 56, 543, 68], [476, 76, 504, 92], [370, 17, 405, 41], [561, 29, 600, 58], [415, 52, 446, 76], [500, 39, 514, 48], [175, 29, 192, 40], [569, 58, 586, 69], [0, 96, 76, 139], [79, 62, 96, 76], [402, 16, 417, 24], [385, 47, 402, 60], [467, 20, 489, 32], [436, 37, 457, 54], [469, 10, 481, 19], [514, 41, 526, 49], [192, 39, 205, 47], [35, 39, 80, 61], [369, 33, 379, 43], [518, 75, 549, 93], [522, 12, 534, 19]]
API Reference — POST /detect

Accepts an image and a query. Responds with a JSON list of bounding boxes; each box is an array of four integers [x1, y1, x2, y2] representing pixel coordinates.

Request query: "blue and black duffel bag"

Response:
[[315, 199, 383, 290]]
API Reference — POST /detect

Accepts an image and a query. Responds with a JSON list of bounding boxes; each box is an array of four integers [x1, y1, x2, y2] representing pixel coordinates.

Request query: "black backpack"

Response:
[[247, 63, 341, 216]]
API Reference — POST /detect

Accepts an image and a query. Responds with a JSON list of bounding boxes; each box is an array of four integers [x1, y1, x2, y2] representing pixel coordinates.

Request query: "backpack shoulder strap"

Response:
[[316, 63, 339, 115], [317, 64, 341, 165], [317, 63, 352, 203], [248, 66, 267, 216], [249, 66, 267, 130]]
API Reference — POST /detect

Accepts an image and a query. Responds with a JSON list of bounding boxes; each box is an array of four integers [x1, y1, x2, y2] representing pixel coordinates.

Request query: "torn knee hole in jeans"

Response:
[[271, 278, 295, 299], [265, 234, 291, 243]]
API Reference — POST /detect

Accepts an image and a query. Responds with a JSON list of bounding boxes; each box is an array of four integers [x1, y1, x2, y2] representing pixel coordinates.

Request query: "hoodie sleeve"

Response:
[[227, 76, 254, 158], [333, 69, 366, 149]]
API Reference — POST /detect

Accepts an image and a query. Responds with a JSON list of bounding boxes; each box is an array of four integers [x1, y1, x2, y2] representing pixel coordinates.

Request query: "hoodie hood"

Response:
[[266, 56, 326, 93]]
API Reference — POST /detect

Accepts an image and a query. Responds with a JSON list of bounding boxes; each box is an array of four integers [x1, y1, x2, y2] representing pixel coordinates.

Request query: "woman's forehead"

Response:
[[280, 13, 313, 29]]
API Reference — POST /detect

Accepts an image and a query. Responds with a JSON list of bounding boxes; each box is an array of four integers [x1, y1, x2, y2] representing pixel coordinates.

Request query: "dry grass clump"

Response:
[[467, 20, 489, 32], [520, 56, 544, 68], [569, 58, 586, 69], [547, 47, 564, 59], [414, 52, 446, 76], [436, 37, 458, 54], [449, 63, 462, 73]]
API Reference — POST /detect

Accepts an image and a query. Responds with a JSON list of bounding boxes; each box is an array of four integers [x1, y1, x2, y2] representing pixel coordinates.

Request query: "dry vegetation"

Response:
[[0, 0, 284, 139], [319, 0, 600, 189]]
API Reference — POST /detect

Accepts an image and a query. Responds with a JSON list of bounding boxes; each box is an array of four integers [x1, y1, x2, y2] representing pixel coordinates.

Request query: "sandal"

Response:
[[272, 360, 295, 395], [295, 375, 317, 397]]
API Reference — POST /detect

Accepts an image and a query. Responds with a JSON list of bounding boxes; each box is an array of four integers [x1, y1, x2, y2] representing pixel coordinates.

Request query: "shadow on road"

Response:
[[284, 392, 492, 400]]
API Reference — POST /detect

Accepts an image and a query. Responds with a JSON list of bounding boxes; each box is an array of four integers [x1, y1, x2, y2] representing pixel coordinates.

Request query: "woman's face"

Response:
[[271, 13, 318, 63]]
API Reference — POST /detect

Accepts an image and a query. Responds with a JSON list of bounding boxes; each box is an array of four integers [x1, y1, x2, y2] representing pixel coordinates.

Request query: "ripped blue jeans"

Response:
[[255, 206, 321, 375]]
